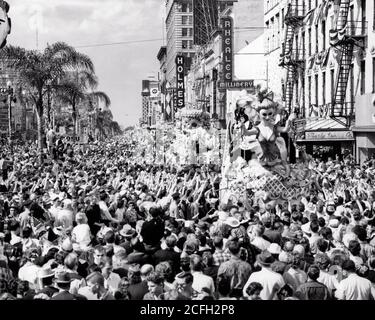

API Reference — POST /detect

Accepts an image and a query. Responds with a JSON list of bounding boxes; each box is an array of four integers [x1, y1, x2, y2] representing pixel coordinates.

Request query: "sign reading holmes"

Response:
[[222, 16, 233, 82], [175, 55, 185, 108]]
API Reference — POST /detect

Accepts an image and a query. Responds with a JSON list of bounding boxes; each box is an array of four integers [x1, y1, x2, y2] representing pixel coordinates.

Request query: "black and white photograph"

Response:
[[0, 0, 374, 310]]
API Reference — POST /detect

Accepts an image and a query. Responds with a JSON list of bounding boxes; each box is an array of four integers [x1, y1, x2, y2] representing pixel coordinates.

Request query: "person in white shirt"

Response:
[[335, 260, 375, 300], [48, 196, 62, 221], [18, 248, 41, 290], [98, 193, 118, 223], [190, 254, 215, 296], [72, 212, 92, 250], [243, 251, 285, 300], [56, 199, 75, 231], [283, 252, 307, 292], [249, 224, 271, 252]]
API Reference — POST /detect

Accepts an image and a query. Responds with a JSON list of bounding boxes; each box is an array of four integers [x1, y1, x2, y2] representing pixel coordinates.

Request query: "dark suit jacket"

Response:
[[51, 290, 87, 300], [128, 281, 149, 300], [140, 218, 165, 246], [152, 248, 180, 273]]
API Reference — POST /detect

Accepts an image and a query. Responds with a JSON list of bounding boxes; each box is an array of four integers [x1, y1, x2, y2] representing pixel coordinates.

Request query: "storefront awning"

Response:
[[304, 118, 348, 131], [297, 118, 354, 142]]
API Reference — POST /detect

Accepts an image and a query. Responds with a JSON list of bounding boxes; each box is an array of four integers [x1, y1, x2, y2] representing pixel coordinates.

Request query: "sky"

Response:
[[7, 0, 165, 128]]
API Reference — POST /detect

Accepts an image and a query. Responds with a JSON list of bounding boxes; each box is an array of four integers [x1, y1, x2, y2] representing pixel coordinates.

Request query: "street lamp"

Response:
[[0, 81, 16, 147]]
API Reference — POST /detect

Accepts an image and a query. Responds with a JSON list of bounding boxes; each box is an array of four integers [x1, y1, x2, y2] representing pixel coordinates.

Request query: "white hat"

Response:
[[268, 243, 282, 255], [223, 217, 240, 228], [329, 219, 340, 228]]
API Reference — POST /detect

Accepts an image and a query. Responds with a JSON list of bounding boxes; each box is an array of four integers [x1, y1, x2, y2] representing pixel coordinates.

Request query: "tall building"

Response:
[[165, 0, 195, 85], [265, 0, 373, 163]]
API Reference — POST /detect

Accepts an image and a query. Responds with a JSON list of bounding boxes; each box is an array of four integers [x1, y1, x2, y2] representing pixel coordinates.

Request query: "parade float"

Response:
[[131, 105, 221, 167], [220, 89, 316, 206]]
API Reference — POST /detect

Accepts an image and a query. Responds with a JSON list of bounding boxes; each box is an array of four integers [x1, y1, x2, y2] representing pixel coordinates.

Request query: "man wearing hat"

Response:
[[243, 250, 285, 300], [51, 271, 87, 300], [37, 266, 58, 298]]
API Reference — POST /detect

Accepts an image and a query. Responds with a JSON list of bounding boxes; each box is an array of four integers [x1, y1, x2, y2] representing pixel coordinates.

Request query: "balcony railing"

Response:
[[308, 102, 355, 119], [329, 102, 355, 118], [280, 46, 305, 65], [285, 4, 306, 21]]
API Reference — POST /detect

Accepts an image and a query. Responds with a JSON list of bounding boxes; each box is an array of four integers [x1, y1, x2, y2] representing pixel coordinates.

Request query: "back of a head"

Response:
[[342, 260, 356, 273], [227, 240, 240, 256], [217, 276, 231, 296], [104, 230, 115, 244], [86, 271, 105, 287], [213, 236, 223, 248], [141, 264, 154, 277], [307, 265, 320, 281], [310, 220, 319, 233], [64, 253, 78, 270], [166, 235, 176, 249], [190, 254, 203, 272]]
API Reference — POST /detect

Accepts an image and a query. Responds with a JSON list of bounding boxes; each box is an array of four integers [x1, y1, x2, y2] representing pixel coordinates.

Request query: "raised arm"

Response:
[[277, 113, 296, 133]]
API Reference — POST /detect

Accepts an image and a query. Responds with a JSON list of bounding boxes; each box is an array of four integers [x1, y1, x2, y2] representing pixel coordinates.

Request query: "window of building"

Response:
[[181, 16, 188, 25], [315, 74, 319, 105], [373, 58, 375, 93], [330, 69, 335, 103], [302, 31, 305, 59], [181, 3, 192, 13], [308, 28, 312, 56], [308, 76, 311, 107], [182, 40, 188, 49], [181, 28, 192, 37], [361, 60, 366, 95], [315, 24, 319, 53], [322, 20, 326, 51], [322, 71, 326, 105]]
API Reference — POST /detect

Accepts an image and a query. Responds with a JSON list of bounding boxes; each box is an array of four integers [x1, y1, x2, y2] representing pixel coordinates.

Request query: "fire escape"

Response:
[[329, 0, 367, 127], [279, 2, 305, 116]]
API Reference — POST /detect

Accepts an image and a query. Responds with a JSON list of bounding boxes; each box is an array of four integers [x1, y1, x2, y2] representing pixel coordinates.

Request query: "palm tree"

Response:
[[56, 70, 98, 139], [3, 42, 94, 162]]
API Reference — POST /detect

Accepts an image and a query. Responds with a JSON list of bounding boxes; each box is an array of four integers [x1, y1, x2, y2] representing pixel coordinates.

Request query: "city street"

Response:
[[0, 0, 374, 304]]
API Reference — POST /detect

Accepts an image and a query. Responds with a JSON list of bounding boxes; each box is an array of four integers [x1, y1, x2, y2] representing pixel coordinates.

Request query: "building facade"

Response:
[[264, 0, 373, 163], [165, 0, 195, 85]]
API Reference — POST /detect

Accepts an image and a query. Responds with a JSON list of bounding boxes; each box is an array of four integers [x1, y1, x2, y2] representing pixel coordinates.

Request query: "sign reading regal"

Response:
[[175, 55, 185, 108], [222, 16, 233, 82]]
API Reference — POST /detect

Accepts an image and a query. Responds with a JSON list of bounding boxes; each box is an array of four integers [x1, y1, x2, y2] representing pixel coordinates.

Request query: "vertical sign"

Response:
[[222, 16, 233, 82], [175, 55, 185, 109]]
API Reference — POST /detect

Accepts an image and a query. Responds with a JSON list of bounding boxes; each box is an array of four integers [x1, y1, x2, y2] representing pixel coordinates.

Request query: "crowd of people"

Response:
[[0, 134, 374, 300]]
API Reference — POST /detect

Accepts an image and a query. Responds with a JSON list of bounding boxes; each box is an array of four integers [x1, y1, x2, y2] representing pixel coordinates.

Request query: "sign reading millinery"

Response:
[[222, 16, 233, 82], [305, 130, 354, 141], [175, 55, 185, 108], [218, 80, 254, 90]]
